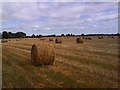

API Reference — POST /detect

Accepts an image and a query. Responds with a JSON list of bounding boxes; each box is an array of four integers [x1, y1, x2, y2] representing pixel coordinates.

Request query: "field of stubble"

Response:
[[1, 36, 118, 88]]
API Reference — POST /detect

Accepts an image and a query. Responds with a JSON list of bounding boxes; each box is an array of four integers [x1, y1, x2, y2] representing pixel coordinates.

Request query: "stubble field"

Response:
[[1, 36, 118, 88]]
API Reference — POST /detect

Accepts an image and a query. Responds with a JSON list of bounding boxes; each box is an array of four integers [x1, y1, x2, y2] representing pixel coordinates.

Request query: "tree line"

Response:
[[1, 31, 76, 39], [1, 31, 119, 39], [1, 31, 26, 39]]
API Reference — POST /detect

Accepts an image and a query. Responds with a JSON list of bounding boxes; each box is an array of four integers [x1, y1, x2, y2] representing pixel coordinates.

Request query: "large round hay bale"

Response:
[[98, 36, 102, 39], [16, 39, 19, 41], [1, 39, 8, 43], [88, 37, 92, 40], [40, 38, 45, 40], [111, 36, 114, 38], [49, 38, 53, 41], [55, 38, 62, 44], [31, 44, 55, 65], [76, 38, 83, 43]]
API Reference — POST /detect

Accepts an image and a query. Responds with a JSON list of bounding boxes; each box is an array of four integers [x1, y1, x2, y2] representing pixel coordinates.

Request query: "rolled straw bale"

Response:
[[88, 37, 92, 40], [111, 36, 114, 38], [16, 39, 19, 41], [1, 39, 8, 43], [49, 38, 53, 41], [31, 44, 55, 65], [98, 36, 102, 39], [76, 38, 83, 43], [55, 38, 62, 44], [40, 38, 45, 40]]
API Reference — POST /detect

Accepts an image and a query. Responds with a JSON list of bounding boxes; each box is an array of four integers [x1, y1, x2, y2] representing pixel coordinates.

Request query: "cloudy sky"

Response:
[[1, 1, 118, 35]]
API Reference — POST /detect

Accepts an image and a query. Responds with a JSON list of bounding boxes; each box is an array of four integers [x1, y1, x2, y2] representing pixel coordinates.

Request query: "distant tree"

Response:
[[117, 33, 120, 36], [39, 34, 42, 37], [15, 32, 26, 38], [61, 34, 65, 36], [81, 34, 84, 36], [8, 32, 13, 38], [31, 34, 36, 38], [66, 34, 71, 36], [0, 33, 2, 39], [2, 31, 10, 39]]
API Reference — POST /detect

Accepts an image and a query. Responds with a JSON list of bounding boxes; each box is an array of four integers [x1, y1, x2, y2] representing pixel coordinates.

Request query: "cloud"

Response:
[[1, 2, 118, 35]]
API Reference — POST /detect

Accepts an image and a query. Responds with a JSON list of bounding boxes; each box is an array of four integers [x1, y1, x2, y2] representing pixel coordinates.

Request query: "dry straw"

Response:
[[31, 44, 55, 65], [55, 38, 62, 44], [76, 38, 83, 43]]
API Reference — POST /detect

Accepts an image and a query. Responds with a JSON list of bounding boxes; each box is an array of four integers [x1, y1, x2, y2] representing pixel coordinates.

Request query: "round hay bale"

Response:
[[16, 39, 19, 41], [111, 36, 114, 38], [55, 38, 62, 44], [88, 37, 92, 40], [1, 39, 8, 43], [40, 38, 45, 40], [98, 36, 102, 39], [31, 44, 55, 65], [76, 38, 83, 43], [85, 37, 87, 39], [49, 38, 53, 41]]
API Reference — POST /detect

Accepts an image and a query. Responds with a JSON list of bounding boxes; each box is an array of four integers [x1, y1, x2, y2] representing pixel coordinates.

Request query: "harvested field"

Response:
[[2, 36, 118, 88]]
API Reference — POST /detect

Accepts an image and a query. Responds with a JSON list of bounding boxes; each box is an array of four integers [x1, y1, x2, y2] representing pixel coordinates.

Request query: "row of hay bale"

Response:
[[1, 39, 11, 43], [38, 35, 115, 41], [54, 38, 83, 44], [31, 38, 83, 66], [31, 35, 116, 66], [1, 39, 8, 43], [1, 38, 23, 43], [83, 37, 92, 40]]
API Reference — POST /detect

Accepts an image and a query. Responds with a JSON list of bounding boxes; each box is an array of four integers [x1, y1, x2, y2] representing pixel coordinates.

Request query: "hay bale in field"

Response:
[[111, 36, 114, 38], [98, 36, 102, 39], [55, 38, 62, 44], [16, 39, 19, 41], [85, 37, 87, 39], [1, 39, 8, 43], [40, 38, 45, 40], [31, 44, 55, 65], [19, 38, 22, 40], [8, 39, 11, 41], [88, 37, 92, 40], [49, 38, 53, 41], [76, 38, 83, 43]]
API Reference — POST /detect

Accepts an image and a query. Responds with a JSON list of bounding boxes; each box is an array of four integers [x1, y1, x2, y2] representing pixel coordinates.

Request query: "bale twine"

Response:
[[31, 44, 55, 65], [55, 38, 62, 44], [76, 38, 83, 43], [1, 39, 8, 43]]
